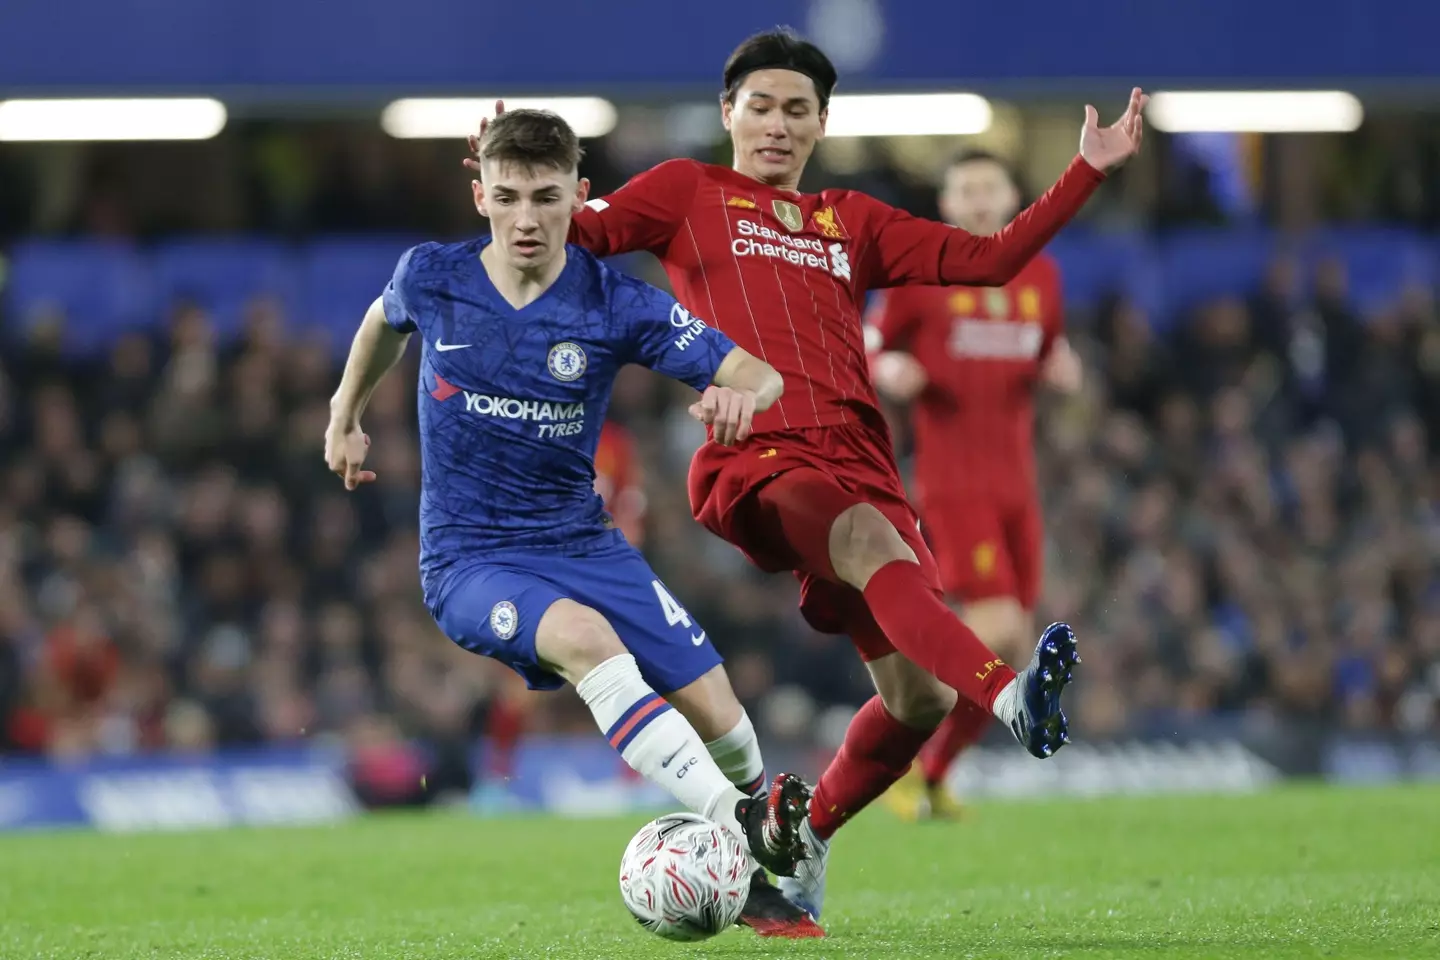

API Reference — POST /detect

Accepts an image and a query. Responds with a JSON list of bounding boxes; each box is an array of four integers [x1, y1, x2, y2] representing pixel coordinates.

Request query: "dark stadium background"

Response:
[[1, 0, 1438, 825]]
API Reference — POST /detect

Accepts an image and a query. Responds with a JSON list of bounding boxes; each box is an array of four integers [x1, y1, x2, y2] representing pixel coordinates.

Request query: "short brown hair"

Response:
[[478, 108, 583, 175]]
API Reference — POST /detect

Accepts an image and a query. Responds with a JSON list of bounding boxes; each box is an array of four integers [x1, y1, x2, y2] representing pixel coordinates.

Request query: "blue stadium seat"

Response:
[[1302, 227, 1436, 315], [4, 239, 156, 356], [5, 227, 1435, 358], [1154, 228, 1282, 322], [298, 237, 424, 355], [1047, 230, 1162, 323], [152, 238, 299, 339], [1152, 228, 1290, 322]]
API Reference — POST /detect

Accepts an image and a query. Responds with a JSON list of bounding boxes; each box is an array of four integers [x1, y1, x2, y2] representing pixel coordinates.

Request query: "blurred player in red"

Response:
[[593, 419, 647, 547], [466, 29, 1144, 933], [867, 151, 1083, 821]]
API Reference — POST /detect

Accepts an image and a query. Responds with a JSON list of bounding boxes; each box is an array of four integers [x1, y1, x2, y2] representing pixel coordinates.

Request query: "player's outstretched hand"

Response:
[[690, 385, 757, 447], [1041, 338, 1083, 394], [1080, 87, 1148, 172], [462, 99, 507, 175], [324, 420, 377, 490]]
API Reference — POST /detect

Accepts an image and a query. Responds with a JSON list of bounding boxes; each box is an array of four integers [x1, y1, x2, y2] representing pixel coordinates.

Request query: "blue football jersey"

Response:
[[381, 237, 737, 597]]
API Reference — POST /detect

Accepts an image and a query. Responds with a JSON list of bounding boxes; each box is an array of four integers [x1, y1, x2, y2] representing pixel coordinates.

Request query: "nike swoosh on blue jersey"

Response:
[[690, 631, 707, 646], [435, 340, 472, 351]]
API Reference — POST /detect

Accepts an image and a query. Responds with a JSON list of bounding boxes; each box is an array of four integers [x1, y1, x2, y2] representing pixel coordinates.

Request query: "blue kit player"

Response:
[[323, 108, 820, 930]]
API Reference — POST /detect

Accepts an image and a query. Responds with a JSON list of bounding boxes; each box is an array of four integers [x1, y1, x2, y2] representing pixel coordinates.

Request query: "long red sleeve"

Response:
[[865, 155, 1106, 290]]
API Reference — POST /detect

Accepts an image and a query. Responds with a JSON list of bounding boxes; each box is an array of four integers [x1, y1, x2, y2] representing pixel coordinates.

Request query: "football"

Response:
[[618, 812, 752, 941]]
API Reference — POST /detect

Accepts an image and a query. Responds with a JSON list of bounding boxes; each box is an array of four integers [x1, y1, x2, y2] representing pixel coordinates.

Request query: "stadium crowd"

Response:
[[1, 136, 1438, 794]]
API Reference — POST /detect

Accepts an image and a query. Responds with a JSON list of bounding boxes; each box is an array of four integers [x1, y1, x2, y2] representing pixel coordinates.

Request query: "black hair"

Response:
[[722, 28, 838, 111]]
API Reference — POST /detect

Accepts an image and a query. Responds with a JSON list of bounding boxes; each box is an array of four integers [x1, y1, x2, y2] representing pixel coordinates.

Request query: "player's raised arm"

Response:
[[864, 89, 1147, 290]]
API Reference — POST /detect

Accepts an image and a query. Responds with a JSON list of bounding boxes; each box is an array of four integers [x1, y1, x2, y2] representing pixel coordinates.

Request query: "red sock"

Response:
[[919, 698, 991, 785], [810, 696, 932, 841], [862, 560, 1017, 711]]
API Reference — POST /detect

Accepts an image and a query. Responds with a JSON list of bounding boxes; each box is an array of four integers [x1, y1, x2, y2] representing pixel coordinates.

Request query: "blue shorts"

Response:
[[430, 531, 723, 693]]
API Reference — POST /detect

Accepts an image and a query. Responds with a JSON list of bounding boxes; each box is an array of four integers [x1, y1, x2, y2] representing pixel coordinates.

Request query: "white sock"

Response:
[[577, 654, 748, 842], [705, 711, 767, 799], [991, 676, 1020, 724]]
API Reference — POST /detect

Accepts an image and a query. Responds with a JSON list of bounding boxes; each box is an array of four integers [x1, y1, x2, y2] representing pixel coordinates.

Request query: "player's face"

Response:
[[722, 69, 827, 189], [939, 160, 1021, 236], [473, 161, 590, 271]]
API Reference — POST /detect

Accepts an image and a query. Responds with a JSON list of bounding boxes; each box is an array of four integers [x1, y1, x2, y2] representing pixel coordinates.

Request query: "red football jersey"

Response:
[[570, 157, 1102, 435], [866, 253, 1064, 504]]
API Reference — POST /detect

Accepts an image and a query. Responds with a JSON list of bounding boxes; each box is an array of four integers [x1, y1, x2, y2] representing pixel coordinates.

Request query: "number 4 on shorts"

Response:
[[651, 580, 692, 628]]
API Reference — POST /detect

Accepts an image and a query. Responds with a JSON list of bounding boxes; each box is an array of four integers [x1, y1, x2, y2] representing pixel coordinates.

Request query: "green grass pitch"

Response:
[[2, 783, 1437, 959]]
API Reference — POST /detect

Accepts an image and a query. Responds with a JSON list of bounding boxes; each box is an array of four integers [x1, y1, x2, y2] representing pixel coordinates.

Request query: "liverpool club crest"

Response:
[[772, 199, 804, 232], [812, 206, 845, 239]]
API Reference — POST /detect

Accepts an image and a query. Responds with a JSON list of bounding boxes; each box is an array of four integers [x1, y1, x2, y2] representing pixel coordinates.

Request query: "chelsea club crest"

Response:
[[490, 601, 518, 640], [547, 341, 587, 382]]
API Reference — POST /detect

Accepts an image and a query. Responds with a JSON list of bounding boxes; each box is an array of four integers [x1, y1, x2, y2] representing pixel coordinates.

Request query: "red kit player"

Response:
[[868, 151, 1084, 821], [593, 420, 647, 546], [466, 30, 1145, 933]]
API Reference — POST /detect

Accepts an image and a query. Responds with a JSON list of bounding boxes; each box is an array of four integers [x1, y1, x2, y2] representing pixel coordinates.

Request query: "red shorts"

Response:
[[688, 420, 942, 662], [920, 491, 1042, 610]]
